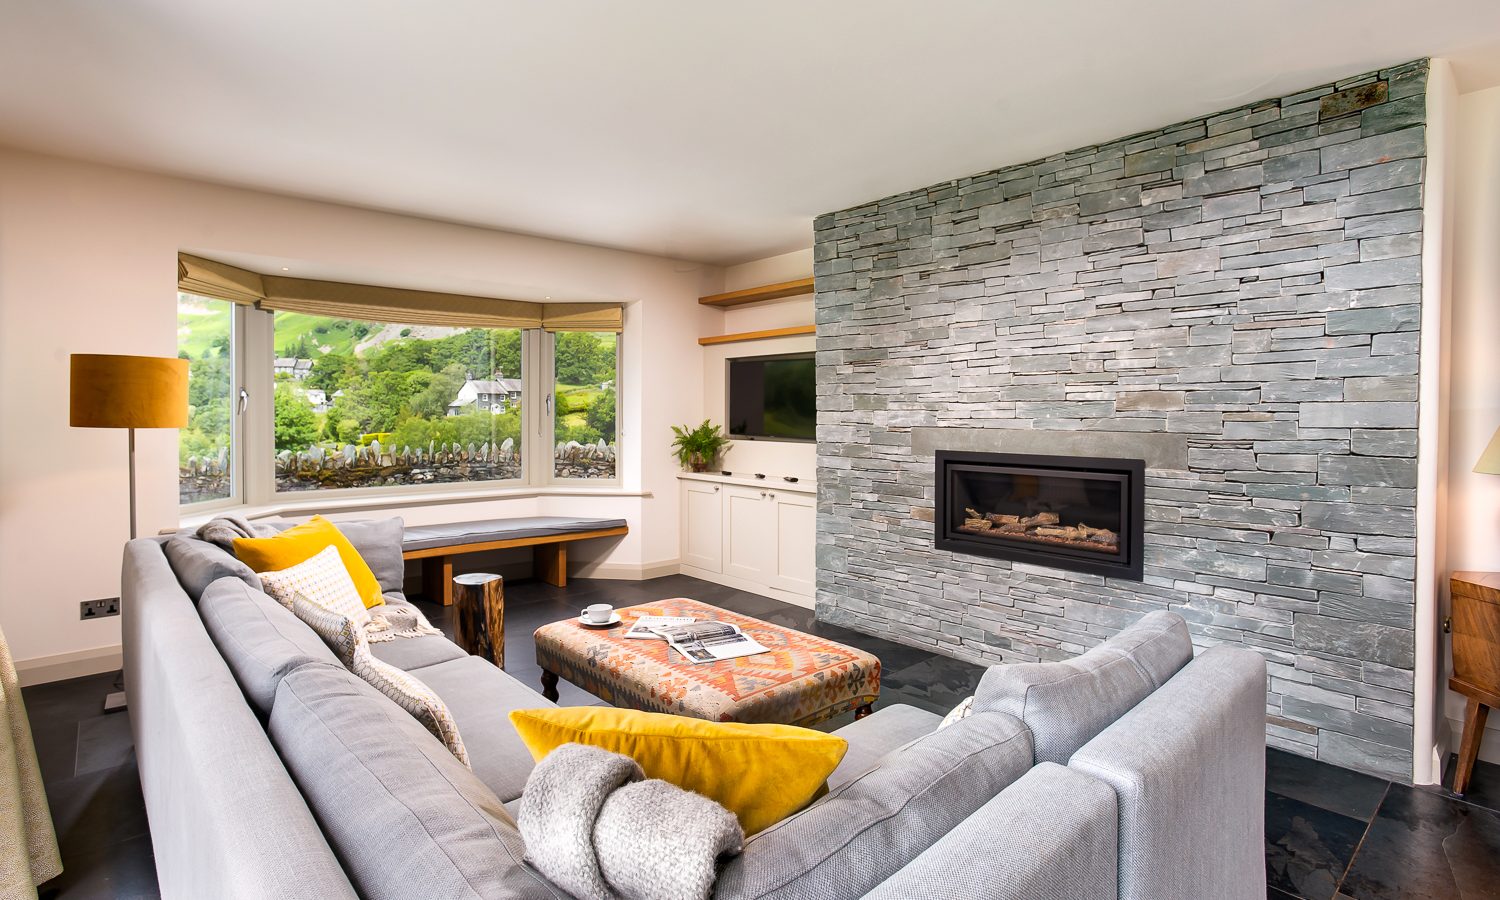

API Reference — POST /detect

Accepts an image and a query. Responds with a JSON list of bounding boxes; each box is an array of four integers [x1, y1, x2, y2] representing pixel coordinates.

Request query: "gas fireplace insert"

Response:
[[934, 450, 1144, 580]]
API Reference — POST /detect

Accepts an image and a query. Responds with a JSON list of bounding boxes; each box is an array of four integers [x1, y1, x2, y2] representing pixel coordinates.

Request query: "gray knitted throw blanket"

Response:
[[196, 516, 439, 644], [518, 743, 743, 900]]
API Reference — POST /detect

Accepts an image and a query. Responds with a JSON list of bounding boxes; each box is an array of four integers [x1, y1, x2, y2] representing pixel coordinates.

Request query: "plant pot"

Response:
[[689, 456, 709, 473]]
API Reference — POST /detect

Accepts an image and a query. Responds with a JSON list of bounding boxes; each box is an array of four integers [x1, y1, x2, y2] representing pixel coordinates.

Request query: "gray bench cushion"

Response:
[[714, 710, 1033, 900], [165, 537, 261, 601], [198, 577, 340, 715], [270, 664, 564, 900], [411, 655, 557, 803], [973, 610, 1192, 765], [865, 762, 1118, 900], [401, 516, 627, 551], [827, 703, 941, 789]]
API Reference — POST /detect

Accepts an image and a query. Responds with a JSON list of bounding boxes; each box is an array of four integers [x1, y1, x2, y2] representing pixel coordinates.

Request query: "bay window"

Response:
[[177, 255, 623, 510]]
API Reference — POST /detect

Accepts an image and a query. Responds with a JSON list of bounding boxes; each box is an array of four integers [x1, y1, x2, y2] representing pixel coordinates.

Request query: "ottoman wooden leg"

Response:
[[452, 573, 504, 668], [854, 703, 874, 720], [541, 670, 560, 702]]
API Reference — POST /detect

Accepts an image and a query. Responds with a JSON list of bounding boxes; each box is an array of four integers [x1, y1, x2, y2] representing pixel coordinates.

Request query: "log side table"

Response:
[[1450, 571, 1500, 794], [452, 573, 505, 668]]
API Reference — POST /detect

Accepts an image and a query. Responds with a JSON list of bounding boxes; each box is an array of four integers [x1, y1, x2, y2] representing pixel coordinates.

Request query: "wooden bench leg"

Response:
[[1455, 696, 1490, 795], [422, 555, 454, 606], [535, 543, 567, 587]]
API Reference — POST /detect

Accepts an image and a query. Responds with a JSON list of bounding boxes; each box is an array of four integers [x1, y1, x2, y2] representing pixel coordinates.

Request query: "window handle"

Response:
[[238, 388, 249, 415], [545, 393, 553, 417]]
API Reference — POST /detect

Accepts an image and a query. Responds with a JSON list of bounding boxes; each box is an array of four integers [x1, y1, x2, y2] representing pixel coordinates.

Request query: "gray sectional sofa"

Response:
[[123, 531, 1268, 899]]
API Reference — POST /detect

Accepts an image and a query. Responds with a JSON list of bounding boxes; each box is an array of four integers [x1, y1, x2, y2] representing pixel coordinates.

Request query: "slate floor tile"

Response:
[[1440, 755, 1500, 814], [1268, 747, 1390, 822], [1338, 783, 1500, 900], [1264, 790, 1370, 900], [74, 713, 135, 778]]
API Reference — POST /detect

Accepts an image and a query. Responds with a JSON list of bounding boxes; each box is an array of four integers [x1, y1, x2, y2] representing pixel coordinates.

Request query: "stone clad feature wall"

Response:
[[814, 61, 1427, 780]]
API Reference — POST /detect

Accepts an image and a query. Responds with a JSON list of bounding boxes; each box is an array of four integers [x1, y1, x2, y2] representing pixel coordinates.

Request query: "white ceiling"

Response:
[[3, 1, 1499, 266]]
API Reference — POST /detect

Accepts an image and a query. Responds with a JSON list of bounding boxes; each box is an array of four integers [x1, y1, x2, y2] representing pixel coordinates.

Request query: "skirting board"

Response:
[[16, 645, 123, 687], [678, 564, 814, 610]]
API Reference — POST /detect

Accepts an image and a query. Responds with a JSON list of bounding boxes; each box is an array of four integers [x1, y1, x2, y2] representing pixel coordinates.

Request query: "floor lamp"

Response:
[[69, 354, 188, 711]]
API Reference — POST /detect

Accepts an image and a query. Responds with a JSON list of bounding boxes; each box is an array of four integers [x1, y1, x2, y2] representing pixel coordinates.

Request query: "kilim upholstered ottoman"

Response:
[[532, 597, 880, 727]]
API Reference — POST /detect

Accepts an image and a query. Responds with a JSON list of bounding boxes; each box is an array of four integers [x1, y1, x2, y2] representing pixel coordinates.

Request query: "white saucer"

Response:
[[578, 612, 623, 627]]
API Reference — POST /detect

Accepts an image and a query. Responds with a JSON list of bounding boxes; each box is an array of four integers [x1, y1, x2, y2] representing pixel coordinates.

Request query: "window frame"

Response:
[[178, 294, 247, 515], [181, 305, 625, 513], [541, 329, 623, 487]]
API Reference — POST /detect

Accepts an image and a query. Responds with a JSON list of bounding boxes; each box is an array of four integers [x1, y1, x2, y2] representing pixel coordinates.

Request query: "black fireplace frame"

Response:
[[934, 450, 1145, 581]]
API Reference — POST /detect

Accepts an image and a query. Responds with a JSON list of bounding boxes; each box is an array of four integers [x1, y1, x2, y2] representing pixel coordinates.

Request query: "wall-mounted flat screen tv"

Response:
[[727, 352, 815, 442]]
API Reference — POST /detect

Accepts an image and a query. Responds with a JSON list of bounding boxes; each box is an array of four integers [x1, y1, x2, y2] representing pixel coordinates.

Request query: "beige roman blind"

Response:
[[177, 254, 265, 305], [542, 302, 623, 333], [176, 252, 621, 331]]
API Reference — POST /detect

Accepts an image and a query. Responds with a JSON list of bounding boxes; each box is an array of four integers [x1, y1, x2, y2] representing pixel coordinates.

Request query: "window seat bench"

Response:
[[403, 516, 628, 605]]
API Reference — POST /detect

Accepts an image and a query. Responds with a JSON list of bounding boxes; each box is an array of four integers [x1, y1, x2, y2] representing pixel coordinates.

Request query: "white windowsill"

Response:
[[178, 484, 651, 529]]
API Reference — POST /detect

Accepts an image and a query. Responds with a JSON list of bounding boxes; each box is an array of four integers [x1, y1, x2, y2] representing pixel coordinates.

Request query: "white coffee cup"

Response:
[[583, 603, 614, 624]]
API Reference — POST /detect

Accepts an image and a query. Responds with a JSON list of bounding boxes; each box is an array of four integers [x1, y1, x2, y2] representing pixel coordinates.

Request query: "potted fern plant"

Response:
[[670, 420, 730, 473]]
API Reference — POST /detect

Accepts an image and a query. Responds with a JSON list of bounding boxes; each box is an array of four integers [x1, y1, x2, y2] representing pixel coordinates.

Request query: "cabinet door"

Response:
[[722, 485, 776, 582], [680, 480, 724, 573], [767, 490, 816, 595]]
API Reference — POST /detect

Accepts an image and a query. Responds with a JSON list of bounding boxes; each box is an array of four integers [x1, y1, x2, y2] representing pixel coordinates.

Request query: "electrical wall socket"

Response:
[[80, 598, 119, 620]]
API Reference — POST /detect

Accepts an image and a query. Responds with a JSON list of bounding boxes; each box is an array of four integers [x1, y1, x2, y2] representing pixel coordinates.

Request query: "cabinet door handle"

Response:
[[713, 486, 719, 492], [768, 493, 776, 499]]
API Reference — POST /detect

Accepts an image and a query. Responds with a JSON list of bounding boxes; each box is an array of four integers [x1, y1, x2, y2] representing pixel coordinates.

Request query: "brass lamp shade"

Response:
[[70, 354, 189, 429], [1477, 426, 1500, 475]]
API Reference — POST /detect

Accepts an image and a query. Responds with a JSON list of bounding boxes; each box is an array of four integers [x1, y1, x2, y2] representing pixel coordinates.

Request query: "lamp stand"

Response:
[[105, 427, 136, 713]]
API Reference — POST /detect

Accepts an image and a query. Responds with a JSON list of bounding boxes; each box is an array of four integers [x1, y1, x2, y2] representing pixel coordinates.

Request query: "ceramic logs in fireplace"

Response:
[[934, 450, 1145, 580]]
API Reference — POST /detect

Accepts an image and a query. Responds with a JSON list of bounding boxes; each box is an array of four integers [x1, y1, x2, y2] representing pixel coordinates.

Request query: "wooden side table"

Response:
[[452, 573, 505, 668], [1450, 572, 1500, 794]]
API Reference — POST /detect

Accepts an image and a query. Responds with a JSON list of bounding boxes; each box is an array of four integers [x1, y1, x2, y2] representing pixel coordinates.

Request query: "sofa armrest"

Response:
[[1070, 645, 1267, 900], [863, 762, 1117, 900]]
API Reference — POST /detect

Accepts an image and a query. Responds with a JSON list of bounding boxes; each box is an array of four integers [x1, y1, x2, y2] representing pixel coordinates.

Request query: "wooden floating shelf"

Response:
[[699, 276, 815, 308], [698, 325, 815, 346]]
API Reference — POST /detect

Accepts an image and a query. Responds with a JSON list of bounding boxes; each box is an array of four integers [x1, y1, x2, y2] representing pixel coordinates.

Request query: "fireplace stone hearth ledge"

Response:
[[813, 59, 1429, 782]]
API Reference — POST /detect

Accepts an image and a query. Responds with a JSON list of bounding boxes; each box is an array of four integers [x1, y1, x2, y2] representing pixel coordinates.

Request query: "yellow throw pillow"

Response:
[[509, 706, 847, 835], [233, 516, 385, 609]]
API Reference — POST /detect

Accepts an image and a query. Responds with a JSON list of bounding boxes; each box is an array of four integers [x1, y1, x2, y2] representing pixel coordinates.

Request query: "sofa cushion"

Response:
[[329, 517, 405, 594], [164, 536, 260, 601], [269, 664, 564, 900], [367, 597, 467, 670], [198, 577, 340, 715], [713, 710, 1033, 900], [827, 703, 941, 789], [411, 656, 556, 803], [972, 610, 1192, 765]]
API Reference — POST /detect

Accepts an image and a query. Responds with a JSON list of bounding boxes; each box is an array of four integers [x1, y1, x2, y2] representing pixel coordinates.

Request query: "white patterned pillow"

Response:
[[261, 544, 370, 628], [351, 642, 470, 768], [291, 593, 365, 666], [939, 695, 974, 730]]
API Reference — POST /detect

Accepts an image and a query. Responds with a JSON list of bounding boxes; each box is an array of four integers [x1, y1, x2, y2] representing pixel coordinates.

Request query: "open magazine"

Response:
[[652, 621, 769, 664], [623, 615, 696, 639]]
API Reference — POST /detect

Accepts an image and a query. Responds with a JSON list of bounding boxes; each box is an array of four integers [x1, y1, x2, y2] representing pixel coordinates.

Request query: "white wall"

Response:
[[0, 147, 718, 678], [702, 248, 815, 480], [1445, 81, 1500, 763]]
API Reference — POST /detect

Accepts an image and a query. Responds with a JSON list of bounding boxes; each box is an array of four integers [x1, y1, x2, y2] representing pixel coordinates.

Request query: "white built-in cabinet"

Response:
[[677, 474, 816, 608]]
